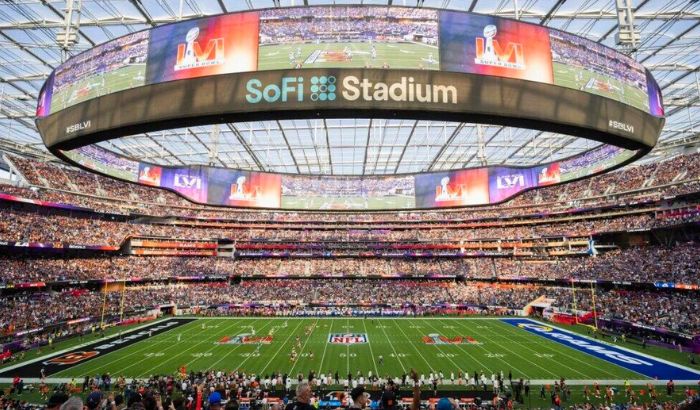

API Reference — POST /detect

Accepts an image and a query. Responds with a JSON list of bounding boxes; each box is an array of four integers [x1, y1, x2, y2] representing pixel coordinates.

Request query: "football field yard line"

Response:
[[346, 318, 350, 376], [448, 319, 556, 379], [519, 319, 700, 380], [259, 319, 306, 375], [288, 318, 320, 375], [205, 318, 270, 371], [391, 319, 435, 372], [136, 318, 246, 377], [318, 318, 335, 374], [0, 318, 176, 376], [459, 320, 586, 377], [376, 317, 407, 373], [50, 319, 202, 378], [419, 319, 499, 375], [361, 318, 379, 376], [490, 321, 621, 379]]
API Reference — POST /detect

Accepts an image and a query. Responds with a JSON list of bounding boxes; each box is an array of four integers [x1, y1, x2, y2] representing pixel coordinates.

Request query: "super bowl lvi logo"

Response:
[[422, 334, 481, 345]]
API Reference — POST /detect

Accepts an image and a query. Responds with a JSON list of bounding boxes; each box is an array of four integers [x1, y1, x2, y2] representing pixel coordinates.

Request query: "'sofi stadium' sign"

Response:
[[35, 5, 665, 211]]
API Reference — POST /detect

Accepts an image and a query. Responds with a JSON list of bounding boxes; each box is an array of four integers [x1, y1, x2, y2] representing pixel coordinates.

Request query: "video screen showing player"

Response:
[[51, 31, 149, 113], [258, 6, 439, 70]]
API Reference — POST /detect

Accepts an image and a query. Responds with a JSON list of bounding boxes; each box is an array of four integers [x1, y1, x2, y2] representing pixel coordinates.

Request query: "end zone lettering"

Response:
[[500, 319, 700, 380], [328, 333, 368, 344]]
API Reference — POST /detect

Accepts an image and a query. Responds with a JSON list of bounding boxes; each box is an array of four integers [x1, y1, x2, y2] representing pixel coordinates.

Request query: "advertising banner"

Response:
[[488, 167, 536, 203], [160, 166, 208, 203]]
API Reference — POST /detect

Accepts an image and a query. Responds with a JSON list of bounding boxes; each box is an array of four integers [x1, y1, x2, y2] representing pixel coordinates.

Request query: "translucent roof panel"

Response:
[[0, 0, 697, 175]]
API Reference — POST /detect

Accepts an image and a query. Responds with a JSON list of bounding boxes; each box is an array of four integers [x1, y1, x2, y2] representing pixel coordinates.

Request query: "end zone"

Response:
[[502, 318, 700, 381], [0, 318, 195, 379]]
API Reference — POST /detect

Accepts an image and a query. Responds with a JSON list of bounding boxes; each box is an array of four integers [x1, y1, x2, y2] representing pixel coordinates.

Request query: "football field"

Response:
[[281, 195, 415, 210], [50, 64, 146, 113], [258, 42, 439, 71], [552, 62, 649, 113], [7, 317, 699, 383]]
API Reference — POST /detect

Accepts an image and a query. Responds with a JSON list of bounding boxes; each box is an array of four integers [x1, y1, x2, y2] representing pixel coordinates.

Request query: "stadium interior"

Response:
[[0, 0, 699, 409]]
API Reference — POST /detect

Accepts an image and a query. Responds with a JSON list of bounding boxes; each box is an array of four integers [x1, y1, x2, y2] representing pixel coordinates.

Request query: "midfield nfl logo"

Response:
[[328, 333, 368, 345]]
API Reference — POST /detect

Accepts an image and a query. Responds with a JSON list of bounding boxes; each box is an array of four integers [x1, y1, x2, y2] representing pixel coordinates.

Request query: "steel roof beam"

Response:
[[276, 120, 301, 173], [226, 123, 265, 171]]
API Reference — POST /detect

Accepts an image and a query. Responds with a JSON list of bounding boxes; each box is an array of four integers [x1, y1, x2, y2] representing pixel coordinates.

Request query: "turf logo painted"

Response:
[[422, 334, 481, 345], [218, 334, 273, 345], [328, 333, 367, 344], [517, 323, 653, 365], [43, 351, 99, 365], [517, 324, 553, 332]]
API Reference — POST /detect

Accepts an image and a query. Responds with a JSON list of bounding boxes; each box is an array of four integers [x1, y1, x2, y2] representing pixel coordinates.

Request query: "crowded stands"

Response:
[[0, 150, 699, 383]]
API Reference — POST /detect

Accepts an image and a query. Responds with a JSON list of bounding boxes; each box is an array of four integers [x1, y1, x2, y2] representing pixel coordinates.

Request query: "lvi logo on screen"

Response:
[[474, 25, 525, 70], [174, 27, 225, 71]]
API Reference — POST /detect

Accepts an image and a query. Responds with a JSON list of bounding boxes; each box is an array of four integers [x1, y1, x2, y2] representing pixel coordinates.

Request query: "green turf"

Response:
[[42, 318, 648, 380], [258, 42, 439, 71], [281, 195, 415, 210], [0, 321, 147, 371], [552, 61, 649, 112], [50, 64, 146, 113]]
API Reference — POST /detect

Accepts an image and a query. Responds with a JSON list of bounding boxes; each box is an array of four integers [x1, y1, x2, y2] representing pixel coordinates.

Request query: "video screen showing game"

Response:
[[50, 31, 149, 114], [281, 175, 415, 210], [549, 29, 649, 112], [62, 146, 139, 182], [258, 6, 439, 71]]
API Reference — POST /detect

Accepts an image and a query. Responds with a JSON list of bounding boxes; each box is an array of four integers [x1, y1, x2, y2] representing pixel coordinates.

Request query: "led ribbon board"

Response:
[[36, 5, 664, 211]]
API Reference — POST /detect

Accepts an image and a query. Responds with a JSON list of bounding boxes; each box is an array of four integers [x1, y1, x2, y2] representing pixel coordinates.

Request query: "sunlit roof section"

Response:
[[0, 0, 697, 175]]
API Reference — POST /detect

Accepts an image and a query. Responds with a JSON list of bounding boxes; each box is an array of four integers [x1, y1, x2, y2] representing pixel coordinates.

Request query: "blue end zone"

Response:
[[502, 318, 700, 380]]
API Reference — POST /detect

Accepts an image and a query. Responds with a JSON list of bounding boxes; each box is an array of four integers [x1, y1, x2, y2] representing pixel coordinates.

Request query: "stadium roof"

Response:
[[0, 0, 698, 175]]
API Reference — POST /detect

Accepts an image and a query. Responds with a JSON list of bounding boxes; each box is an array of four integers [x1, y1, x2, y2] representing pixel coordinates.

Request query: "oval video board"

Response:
[[35, 5, 665, 211]]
